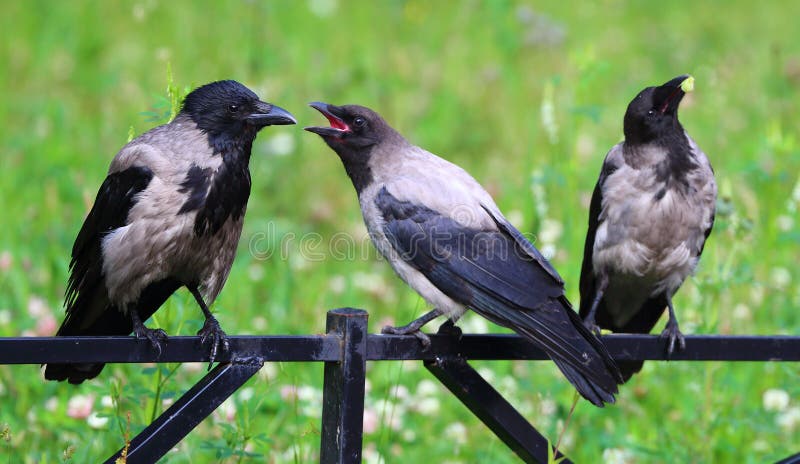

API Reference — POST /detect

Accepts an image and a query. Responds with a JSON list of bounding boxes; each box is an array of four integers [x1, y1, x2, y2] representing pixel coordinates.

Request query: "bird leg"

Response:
[[660, 296, 686, 356], [382, 308, 443, 349], [583, 273, 609, 336], [188, 286, 230, 370], [130, 307, 168, 356]]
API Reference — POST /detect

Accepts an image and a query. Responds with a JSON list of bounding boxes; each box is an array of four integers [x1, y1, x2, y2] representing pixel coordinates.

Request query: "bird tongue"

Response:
[[324, 113, 349, 131], [659, 87, 683, 114]]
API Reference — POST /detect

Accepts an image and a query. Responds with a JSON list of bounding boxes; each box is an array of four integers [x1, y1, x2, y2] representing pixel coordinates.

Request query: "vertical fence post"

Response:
[[320, 308, 368, 464]]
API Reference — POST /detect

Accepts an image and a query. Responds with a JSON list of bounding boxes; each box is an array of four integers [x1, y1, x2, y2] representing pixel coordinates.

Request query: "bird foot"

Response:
[[437, 320, 463, 339], [133, 326, 168, 356], [382, 324, 431, 349], [659, 320, 686, 357], [197, 316, 230, 370]]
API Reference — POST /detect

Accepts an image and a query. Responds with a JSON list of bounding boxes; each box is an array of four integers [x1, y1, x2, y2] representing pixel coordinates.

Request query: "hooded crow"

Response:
[[306, 102, 623, 406], [44, 80, 296, 384], [579, 75, 717, 381]]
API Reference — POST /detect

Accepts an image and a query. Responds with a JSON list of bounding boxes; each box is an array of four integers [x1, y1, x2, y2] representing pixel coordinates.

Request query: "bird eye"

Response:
[[647, 110, 655, 116], [353, 116, 366, 128], [228, 104, 239, 113]]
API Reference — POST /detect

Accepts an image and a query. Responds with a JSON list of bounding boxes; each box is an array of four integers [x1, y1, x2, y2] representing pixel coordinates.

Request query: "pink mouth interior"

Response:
[[324, 113, 349, 131], [659, 87, 683, 114]]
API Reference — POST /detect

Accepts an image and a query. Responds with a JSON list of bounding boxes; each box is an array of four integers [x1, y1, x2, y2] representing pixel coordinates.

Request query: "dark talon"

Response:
[[382, 324, 432, 350], [660, 320, 686, 358], [197, 316, 229, 370], [134, 326, 168, 357]]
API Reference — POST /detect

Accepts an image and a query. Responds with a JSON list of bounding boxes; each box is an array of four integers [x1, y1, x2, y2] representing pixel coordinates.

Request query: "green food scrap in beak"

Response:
[[680, 75, 695, 93]]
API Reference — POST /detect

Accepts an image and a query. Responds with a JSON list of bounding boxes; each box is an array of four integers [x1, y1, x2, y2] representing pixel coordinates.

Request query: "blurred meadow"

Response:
[[1, 0, 799, 462]]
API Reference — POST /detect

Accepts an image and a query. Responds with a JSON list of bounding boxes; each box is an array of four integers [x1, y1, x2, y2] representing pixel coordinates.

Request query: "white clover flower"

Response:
[[771, 267, 792, 289], [362, 443, 384, 464], [87, 412, 109, 429], [101, 395, 114, 408], [67, 394, 94, 420], [506, 210, 525, 229], [44, 396, 58, 412], [540, 398, 557, 416], [0, 309, 10, 326], [258, 363, 278, 381], [776, 215, 794, 232], [390, 384, 409, 401], [415, 397, 440, 416], [444, 422, 467, 445], [477, 367, 496, 384], [238, 387, 254, 402], [777, 407, 800, 431], [763, 388, 790, 412], [459, 314, 488, 334], [732, 303, 751, 320], [216, 398, 236, 422], [27, 296, 50, 317], [328, 275, 347, 294], [362, 407, 379, 434], [308, 0, 338, 18], [247, 264, 265, 282], [416, 379, 439, 397], [538, 218, 563, 245], [297, 385, 321, 402], [602, 447, 636, 464], [264, 133, 295, 157]]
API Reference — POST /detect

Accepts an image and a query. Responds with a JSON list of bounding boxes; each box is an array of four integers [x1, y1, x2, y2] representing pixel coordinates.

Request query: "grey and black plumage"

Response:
[[306, 102, 623, 406], [44, 80, 296, 384], [578, 75, 717, 381]]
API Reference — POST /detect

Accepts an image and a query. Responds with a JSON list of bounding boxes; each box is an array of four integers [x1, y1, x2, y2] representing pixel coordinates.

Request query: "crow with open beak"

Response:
[[579, 75, 717, 381], [306, 102, 623, 406], [44, 80, 296, 383]]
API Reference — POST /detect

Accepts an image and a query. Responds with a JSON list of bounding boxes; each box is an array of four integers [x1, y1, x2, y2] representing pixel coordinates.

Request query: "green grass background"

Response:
[[1, 0, 799, 462]]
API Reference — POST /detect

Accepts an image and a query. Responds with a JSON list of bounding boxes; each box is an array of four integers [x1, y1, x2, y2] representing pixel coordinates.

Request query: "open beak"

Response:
[[246, 102, 297, 126], [304, 102, 350, 138], [655, 74, 693, 114]]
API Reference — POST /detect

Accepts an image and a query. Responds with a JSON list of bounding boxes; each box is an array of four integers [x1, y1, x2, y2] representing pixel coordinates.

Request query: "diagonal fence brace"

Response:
[[105, 358, 264, 464], [425, 355, 571, 464], [320, 308, 368, 464], [777, 453, 800, 464]]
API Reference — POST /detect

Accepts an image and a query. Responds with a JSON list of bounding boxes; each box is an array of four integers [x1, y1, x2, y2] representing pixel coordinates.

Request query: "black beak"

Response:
[[246, 102, 297, 126], [304, 102, 350, 138], [654, 74, 693, 114]]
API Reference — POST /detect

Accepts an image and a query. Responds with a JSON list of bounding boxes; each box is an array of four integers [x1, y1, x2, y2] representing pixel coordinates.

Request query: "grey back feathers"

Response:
[[307, 102, 623, 406]]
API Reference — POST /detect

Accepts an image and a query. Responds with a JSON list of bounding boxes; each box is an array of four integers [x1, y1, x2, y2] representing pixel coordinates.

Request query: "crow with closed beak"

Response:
[[44, 80, 296, 384], [306, 102, 623, 406], [579, 75, 717, 381]]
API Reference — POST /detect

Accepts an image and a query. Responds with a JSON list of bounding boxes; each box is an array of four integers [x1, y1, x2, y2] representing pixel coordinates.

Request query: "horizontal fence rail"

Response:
[[3, 334, 800, 364], [3, 308, 800, 464]]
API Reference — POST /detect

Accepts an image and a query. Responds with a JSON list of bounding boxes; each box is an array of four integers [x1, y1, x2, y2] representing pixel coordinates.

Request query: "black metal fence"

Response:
[[2, 308, 800, 463]]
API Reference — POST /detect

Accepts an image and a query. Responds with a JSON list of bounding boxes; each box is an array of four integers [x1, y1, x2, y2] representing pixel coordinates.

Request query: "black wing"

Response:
[[483, 206, 564, 285], [376, 187, 621, 405], [45, 165, 171, 383], [578, 154, 621, 327], [60, 165, 155, 332]]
